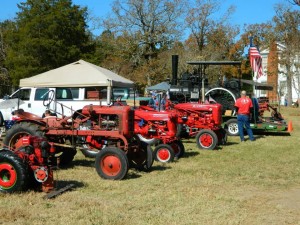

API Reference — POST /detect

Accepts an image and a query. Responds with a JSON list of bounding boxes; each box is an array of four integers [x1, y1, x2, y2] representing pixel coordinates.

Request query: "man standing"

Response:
[[234, 90, 255, 142]]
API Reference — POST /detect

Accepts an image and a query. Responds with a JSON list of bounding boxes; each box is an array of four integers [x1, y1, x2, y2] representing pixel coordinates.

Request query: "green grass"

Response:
[[0, 107, 300, 225]]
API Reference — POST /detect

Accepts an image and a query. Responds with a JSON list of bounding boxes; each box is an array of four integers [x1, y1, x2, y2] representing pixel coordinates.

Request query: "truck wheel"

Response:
[[170, 140, 185, 158], [95, 147, 129, 180], [137, 134, 159, 145], [0, 150, 28, 193], [0, 112, 3, 127], [225, 119, 239, 136], [4, 122, 44, 149], [128, 141, 153, 172], [195, 129, 218, 150], [153, 144, 175, 163]]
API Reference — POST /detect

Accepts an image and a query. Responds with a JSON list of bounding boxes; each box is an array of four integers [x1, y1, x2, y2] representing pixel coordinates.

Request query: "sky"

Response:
[[0, 0, 298, 35]]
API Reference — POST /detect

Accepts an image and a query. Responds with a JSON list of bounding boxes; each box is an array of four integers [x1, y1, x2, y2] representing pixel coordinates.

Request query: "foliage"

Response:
[[272, 4, 300, 105], [4, 0, 95, 85], [101, 0, 186, 86]]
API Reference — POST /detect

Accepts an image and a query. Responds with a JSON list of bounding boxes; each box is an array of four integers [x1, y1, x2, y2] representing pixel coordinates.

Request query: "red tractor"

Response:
[[173, 102, 226, 150], [3, 103, 153, 180], [0, 136, 55, 193], [134, 106, 184, 163]]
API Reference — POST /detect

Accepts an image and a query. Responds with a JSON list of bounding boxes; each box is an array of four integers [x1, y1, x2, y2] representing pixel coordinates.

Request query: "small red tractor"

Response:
[[0, 136, 55, 193], [3, 101, 153, 181], [134, 106, 184, 163], [173, 102, 226, 150]]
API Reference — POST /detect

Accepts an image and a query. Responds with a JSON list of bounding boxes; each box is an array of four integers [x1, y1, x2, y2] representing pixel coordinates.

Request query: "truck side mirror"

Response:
[[3, 95, 10, 100]]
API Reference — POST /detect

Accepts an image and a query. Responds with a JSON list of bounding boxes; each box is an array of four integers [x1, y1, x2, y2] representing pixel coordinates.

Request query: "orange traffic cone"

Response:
[[287, 121, 293, 132]]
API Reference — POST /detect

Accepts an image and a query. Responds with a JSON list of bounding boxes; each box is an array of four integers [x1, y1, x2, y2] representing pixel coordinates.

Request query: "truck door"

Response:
[[6, 88, 32, 118], [32, 88, 50, 117]]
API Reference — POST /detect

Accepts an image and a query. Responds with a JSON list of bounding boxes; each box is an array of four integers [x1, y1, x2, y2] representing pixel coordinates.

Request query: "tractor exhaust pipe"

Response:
[[172, 55, 178, 85]]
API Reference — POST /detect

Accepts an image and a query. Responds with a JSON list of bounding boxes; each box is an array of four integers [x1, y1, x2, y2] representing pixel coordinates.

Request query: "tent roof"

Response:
[[146, 82, 170, 91], [19, 60, 134, 88]]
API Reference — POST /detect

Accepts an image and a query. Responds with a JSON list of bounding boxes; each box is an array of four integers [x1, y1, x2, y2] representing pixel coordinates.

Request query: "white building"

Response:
[[254, 42, 300, 105]]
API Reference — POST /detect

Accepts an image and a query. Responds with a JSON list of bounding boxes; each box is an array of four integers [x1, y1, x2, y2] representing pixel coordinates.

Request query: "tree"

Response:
[[184, 0, 240, 83], [5, 0, 95, 85], [288, 0, 300, 6], [272, 4, 300, 106], [0, 21, 14, 96], [185, 0, 237, 55], [102, 0, 186, 86]]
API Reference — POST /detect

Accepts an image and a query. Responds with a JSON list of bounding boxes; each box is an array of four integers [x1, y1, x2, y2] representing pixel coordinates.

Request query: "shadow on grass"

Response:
[[181, 139, 195, 144], [180, 150, 200, 158], [54, 179, 85, 189], [69, 159, 95, 168], [254, 131, 291, 136]]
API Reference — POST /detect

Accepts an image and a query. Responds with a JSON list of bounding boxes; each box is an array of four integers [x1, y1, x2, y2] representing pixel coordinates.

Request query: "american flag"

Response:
[[249, 38, 263, 79]]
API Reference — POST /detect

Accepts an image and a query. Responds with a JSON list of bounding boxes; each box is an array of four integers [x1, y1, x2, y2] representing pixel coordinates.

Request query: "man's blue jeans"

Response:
[[237, 114, 254, 141]]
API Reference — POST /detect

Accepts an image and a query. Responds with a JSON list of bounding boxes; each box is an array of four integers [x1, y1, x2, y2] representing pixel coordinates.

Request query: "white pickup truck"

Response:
[[0, 87, 110, 126], [0, 86, 148, 127]]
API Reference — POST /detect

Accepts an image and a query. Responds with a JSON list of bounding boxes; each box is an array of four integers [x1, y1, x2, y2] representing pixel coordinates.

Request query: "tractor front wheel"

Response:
[[153, 144, 175, 163], [95, 147, 129, 180], [0, 150, 28, 193], [196, 129, 218, 150]]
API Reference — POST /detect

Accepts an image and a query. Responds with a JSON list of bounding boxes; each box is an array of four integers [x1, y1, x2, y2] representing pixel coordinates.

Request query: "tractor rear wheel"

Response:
[[214, 128, 228, 145], [4, 122, 44, 149], [170, 140, 185, 158], [128, 141, 153, 172], [95, 147, 129, 180], [54, 146, 77, 166], [153, 144, 175, 163], [196, 129, 218, 150], [4, 122, 76, 166], [0, 150, 28, 193], [136, 134, 159, 145]]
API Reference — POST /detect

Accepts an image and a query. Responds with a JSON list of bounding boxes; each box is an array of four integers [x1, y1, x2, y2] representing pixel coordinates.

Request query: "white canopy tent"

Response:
[[19, 60, 134, 88]]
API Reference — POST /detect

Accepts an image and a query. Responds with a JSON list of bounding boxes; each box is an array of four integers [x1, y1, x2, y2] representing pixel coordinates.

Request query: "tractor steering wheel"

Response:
[[43, 90, 55, 106]]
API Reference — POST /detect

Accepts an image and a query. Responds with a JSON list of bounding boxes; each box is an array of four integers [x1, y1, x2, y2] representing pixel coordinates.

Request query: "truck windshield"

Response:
[[11, 89, 31, 100]]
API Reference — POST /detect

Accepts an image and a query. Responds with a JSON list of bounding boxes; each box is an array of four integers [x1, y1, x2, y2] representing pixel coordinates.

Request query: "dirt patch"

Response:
[[270, 187, 300, 210]]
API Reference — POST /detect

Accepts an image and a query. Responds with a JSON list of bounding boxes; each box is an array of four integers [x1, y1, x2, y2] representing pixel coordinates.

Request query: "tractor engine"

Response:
[[81, 105, 135, 137], [134, 109, 178, 144], [174, 102, 223, 128]]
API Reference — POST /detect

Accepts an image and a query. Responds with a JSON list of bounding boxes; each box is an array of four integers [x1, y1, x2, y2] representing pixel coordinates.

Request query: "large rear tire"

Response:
[[4, 122, 44, 149], [170, 140, 185, 158], [95, 147, 129, 180], [0, 150, 28, 193], [195, 129, 218, 150], [128, 141, 153, 172], [4, 122, 76, 166], [136, 134, 159, 145]]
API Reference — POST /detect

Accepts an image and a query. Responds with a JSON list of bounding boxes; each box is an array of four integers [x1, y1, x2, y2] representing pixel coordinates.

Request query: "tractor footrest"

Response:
[[43, 184, 75, 199]]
